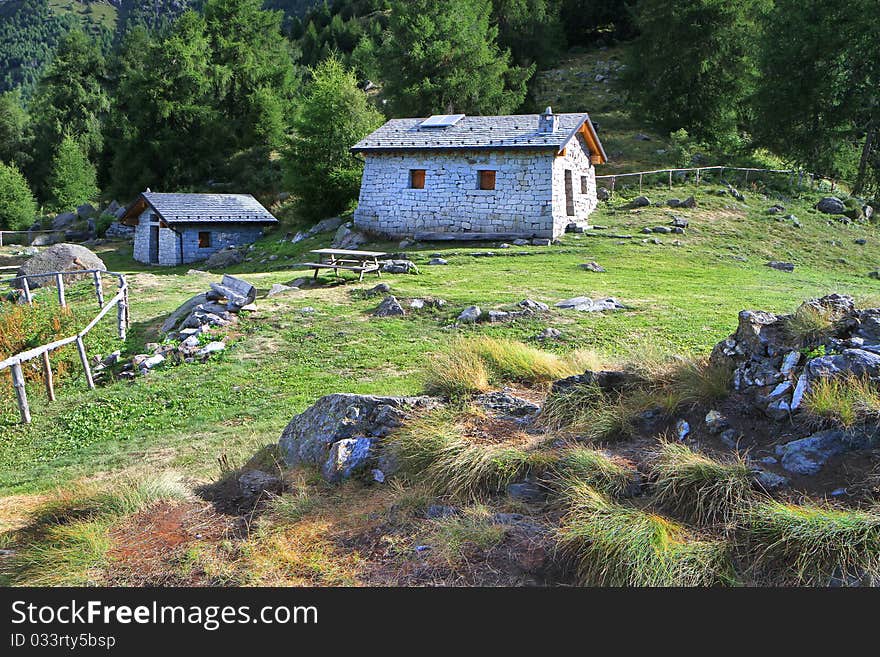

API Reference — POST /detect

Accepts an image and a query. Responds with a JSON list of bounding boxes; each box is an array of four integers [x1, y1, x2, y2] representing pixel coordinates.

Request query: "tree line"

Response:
[[0, 0, 876, 233]]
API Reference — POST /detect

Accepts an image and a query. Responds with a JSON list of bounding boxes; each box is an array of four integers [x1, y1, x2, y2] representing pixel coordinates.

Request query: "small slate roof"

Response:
[[351, 112, 606, 161], [123, 193, 278, 226]]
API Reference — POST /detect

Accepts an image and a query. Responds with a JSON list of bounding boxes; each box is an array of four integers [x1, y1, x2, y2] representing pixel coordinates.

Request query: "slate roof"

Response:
[[125, 193, 278, 225], [351, 113, 605, 159]]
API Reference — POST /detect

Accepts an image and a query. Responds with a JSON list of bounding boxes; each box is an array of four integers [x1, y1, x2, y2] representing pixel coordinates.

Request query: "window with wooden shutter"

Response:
[[198, 231, 211, 248], [410, 169, 426, 189], [479, 170, 496, 190]]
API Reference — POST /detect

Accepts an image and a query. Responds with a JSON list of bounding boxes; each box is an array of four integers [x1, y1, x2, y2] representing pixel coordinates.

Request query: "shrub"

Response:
[[802, 375, 880, 428], [742, 500, 880, 585], [551, 446, 639, 498], [556, 482, 734, 586], [47, 134, 99, 213], [0, 161, 37, 231], [651, 442, 754, 525]]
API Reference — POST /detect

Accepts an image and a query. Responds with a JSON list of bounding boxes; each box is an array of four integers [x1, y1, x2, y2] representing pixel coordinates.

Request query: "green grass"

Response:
[[556, 481, 734, 586], [742, 500, 880, 585], [651, 442, 755, 526], [428, 505, 507, 566], [551, 445, 639, 498], [387, 408, 555, 499], [802, 375, 880, 428]]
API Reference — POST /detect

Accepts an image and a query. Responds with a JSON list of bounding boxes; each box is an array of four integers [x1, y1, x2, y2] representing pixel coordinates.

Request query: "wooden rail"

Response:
[[0, 229, 66, 247], [595, 165, 832, 197], [0, 269, 130, 424]]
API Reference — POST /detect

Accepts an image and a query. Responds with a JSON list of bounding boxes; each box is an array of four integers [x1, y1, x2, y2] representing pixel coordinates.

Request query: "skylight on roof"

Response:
[[419, 114, 465, 129]]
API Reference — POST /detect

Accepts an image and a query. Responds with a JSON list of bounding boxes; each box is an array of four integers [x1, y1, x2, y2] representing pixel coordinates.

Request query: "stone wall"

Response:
[[354, 142, 597, 239], [133, 210, 264, 265]]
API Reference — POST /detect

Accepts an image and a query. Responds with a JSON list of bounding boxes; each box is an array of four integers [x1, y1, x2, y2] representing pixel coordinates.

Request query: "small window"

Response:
[[410, 169, 426, 189], [478, 170, 496, 190], [198, 231, 211, 248], [581, 176, 589, 194]]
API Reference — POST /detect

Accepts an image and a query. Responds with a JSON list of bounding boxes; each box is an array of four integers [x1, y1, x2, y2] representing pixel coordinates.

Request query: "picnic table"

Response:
[[302, 248, 388, 281]]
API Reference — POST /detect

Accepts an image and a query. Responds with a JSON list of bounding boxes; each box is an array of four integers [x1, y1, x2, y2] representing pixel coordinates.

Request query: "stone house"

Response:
[[351, 107, 607, 240], [121, 192, 277, 266]]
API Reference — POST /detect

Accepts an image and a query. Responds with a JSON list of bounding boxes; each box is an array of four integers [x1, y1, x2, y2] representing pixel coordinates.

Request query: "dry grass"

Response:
[[550, 445, 639, 498], [651, 442, 755, 525], [785, 303, 834, 345], [556, 482, 734, 586], [387, 408, 555, 499], [742, 500, 880, 585], [802, 375, 880, 428], [428, 505, 507, 566], [423, 337, 595, 398]]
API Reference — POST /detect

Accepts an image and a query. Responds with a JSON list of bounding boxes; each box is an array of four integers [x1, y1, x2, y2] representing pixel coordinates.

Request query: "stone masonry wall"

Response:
[[552, 133, 597, 235], [353, 149, 557, 238], [133, 209, 155, 264]]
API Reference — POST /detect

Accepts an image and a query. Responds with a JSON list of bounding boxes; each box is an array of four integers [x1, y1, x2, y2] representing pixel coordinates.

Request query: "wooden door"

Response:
[[564, 170, 575, 216], [149, 225, 159, 264]]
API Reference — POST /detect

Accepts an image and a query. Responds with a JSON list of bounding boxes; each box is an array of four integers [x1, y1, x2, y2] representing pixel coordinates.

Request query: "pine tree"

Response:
[[284, 56, 383, 221], [0, 161, 37, 231], [0, 90, 31, 173], [379, 0, 534, 116], [47, 134, 99, 213], [623, 0, 768, 145]]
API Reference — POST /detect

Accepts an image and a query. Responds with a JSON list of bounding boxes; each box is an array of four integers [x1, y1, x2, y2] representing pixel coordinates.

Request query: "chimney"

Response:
[[538, 106, 558, 134]]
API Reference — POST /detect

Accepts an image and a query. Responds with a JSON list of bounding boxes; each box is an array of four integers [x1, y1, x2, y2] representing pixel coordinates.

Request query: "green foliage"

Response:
[[492, 0, 564, 68], [379, 0, 534, 116], [284, 55, 383, 221], [47, 133, 99, 212], [28, 29, 109, 198], [560, 0, 637, 46], [623, 0, 768, 145], [0, 90, 32, 171], [551, 446, 638, 498], [0, 160, 37, 230]]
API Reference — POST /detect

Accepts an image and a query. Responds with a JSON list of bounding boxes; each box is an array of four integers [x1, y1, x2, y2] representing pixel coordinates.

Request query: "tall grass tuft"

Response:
[[423, 345, 491, 398], [556, 482, 733, 586], [743, 500, 880, 585], [785, 303, 834, 345], [429, 505, 507, 565], [539, 384, 638, 441], [387, 409, 555, 499], [551, 445, 639, 498], [802, 375, 880, 428], [651, 442, 755, 525]]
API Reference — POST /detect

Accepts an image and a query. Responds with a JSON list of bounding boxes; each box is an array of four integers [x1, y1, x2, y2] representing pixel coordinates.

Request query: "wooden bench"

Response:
[[209, 274, 256, 309]]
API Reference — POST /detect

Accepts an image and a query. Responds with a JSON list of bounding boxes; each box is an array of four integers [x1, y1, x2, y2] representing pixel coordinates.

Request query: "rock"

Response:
[[374, 296, 406, 317], [720, 429, 740, 448], [555, 296, 625, 312], [409, 299, 425, 310], [816, 197, 846, 214], [426, 505, 459, 519], [332, 222, 369, 249], [532, 238, 551, 246], [596, 187, 611, 201], [364, 283, 391, 297], [667, 199, 682, 208], [506, 481, 546, 504], [535, 327, 562, 340], [475, 391, 540, 418], [855, 238, 867, 245], [268, 283, 294, 297], [633, 133, 652, 141], [775, 429, 874, 476], [870, 271, 880, 280], [780, 350, 801, 375], [552, 369, 641, 395], [627, 196, 651, 208], [204, 248, 244, 270], [322, 437, 375, 483], [196, 341, 226, 357], [487, 310, 510, 322], [51, 212, 77, 230], [381, 260, 419, 274], [30, 233, 61, 246], [458, 305, 482, 323], [238, 470, 282, 500], [512, 238, 529, 246], [675, 419, 690, 441], [428, 258, 448, 265], [278, 393, 437, 479], [142, 354, 165, 369], [704, 410, 728, 434], [517, 299, 549, 312], [76, 203, 97, 219], [728, 187, 745, 202], [651, 226, 672, 234], [161, 294, 209, 334], [766, 261, 795, 272], [767, 204, 785, 215], [307, 216, 345, 236], [14, 243, 106, 289], [301, 307, 316, 315], [671, 216, 689, 228], [806, 349, 880, 381], [104, 222, 135, 239], [679, 196, 696, 208], [753, 469, 789, 491]]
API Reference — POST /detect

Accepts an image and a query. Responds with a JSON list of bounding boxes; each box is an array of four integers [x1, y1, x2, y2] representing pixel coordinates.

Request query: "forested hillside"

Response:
[[0, 0, 876, 233]]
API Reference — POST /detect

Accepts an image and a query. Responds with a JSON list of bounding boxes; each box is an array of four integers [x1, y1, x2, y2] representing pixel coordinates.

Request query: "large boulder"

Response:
[[278, 393, 438, 481], [332, 222, 369, 249], [14, 243, 106, 289], [104, 222, 135, 240], [204, 247, 244, 270], [775, 429, 875, 476], [51, 212, 77, 230], [816, 197, 846, 215]]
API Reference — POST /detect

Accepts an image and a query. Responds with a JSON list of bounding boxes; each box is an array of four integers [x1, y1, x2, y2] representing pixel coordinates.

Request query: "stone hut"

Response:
[[351, 107, 607, 240], [121, 192, 277, 266]]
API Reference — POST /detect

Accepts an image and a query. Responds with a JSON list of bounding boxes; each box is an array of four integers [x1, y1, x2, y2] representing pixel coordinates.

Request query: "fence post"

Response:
[[22, 277, 33, 305], [55, 273, 66, 308], [11, 362, 31, 424], [639, 173, 643, 194], [696, 168, 701, 186], [610, 176, 616, 198], [93, 272, 104, 308], [75, 336, 95, 390], [668, 170, 673, 190], [41, 351, 55, 402], [117, 277, 128, 340]]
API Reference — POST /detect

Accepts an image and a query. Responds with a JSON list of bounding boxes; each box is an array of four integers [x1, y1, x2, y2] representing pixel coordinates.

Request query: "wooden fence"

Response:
[[0, 269, 130, 424], [0, 229, 66, 247], [595, 165, 835, 197]]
